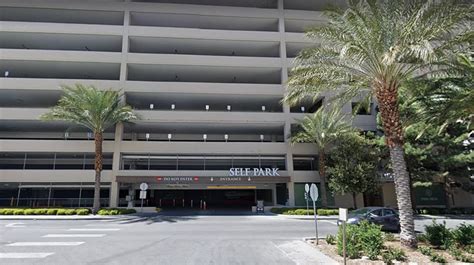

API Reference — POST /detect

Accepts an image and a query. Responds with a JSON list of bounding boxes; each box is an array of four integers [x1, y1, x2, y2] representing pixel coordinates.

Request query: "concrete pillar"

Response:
[[272, 185, 277, 206], [109, 123, 124, 207], [287, 182, 295, 206], [127, 186, 135, 208]]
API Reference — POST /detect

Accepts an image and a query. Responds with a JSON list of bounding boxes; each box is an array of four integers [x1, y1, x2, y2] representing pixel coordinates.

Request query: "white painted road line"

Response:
[[5, 223, 26, 228], [68, 228, 120, 231], [43, 234, 106, 238], [7, 242, 85, 246], [320, 220, 338, 225], [0, 253, 54, 259]]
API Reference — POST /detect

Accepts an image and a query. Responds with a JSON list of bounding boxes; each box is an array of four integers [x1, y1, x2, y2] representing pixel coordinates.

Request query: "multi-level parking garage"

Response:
[[0, 0, 380, 209]]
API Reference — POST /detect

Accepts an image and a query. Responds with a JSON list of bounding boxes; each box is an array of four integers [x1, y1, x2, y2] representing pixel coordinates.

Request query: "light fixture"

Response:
[[260, 134, 264, 142], [145, 133, 150, 141], [227, 105, 231, 111], [168, 134, 172, 142], [4, 71, 9, 77], [87, 132, 92, 140], [149, 104, 154, 110], [205, 105, 209, 111], [224, 134, 228, 142], [261, 106, 266, 112], [64, 132, 69, 140], [301, 106, 305, 112], [171, 104, 175, 110], [203, 134, 207, 142]]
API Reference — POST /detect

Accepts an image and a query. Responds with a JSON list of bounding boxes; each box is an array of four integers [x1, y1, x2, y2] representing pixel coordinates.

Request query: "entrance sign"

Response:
[[139, 190, 147, 199], [229, 167, 280, 177], [309, 183, 319, 245], [140, 182, 148, 191]]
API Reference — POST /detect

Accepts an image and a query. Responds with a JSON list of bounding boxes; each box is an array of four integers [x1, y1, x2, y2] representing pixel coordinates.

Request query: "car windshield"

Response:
[[350, 208, 372, 215]]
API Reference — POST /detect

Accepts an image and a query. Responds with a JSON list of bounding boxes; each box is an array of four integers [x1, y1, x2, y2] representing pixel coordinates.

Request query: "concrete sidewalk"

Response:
[[277, 214, 338, 220]]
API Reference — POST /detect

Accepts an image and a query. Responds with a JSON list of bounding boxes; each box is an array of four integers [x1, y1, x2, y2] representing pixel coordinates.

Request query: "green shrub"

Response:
[[337, 224, 362, 259], [449, 245, 474, 263], [418, 246, 433, 256], [46, 209, 58, 215], [452, 223, 474, 246], [384, 232, 396, 241], [75, 209, 90, 215], [269, 208, 338, 216], [33, 209, 48, 215], [382, 247, 406, 265], [358, 221, 384, 260], [56, 209, 67, 215], [326, 234, 336, 245], [466, 244, 474, 254], [24, 209, 36, 215], [430, 253, 447, 263], [97, 208, 136, 215], [13, 209, 25, 215], [425, 220, 452, 249], [417, 233, 427, 243], [64, 209, 76, 215]]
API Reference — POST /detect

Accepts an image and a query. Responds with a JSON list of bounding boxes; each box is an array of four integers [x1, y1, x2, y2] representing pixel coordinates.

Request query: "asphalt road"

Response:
[[0, 211, 472, 265], [0, 212, 337, 265]]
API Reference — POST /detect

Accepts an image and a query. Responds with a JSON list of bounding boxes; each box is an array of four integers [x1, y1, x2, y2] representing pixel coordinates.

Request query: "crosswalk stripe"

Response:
[[43, 234, 105, 238], [7, 242, 85, 246], [68, 228, 120, 231], [0, 253, 54, 258]]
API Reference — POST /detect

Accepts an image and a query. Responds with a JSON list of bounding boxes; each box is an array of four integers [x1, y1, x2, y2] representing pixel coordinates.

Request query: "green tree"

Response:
[[41, 85, 137, 214], [284, 0, 471, 247], [291, 108, 354, 207], [327, 133, 381, 208]]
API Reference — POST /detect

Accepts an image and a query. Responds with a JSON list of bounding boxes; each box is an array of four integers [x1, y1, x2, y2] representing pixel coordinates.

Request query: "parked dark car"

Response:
[[339, 207, 400, 232]]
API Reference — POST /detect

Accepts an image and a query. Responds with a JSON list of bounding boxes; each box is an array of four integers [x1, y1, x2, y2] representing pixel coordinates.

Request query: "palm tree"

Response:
[[284, 0, 471, 247], [291, 108, 354, 207], [41, 84, 137, 214]]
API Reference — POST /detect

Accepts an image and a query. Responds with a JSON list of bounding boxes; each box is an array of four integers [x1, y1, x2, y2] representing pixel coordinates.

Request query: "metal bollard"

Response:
[[200, 200, 203, 209], [182, 199, 185, 207], [173, 199, 175, 207], [203, 201, 207, 210], [190, 200, 193, 208], [159, 199, 162, 207]]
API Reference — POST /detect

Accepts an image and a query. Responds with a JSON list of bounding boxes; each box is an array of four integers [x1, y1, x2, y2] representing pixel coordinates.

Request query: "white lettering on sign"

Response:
[[229, 168, 280, 176]]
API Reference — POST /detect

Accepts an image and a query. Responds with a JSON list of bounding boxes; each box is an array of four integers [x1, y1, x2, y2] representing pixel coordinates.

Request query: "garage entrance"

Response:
[[149, 189, 273, 209]]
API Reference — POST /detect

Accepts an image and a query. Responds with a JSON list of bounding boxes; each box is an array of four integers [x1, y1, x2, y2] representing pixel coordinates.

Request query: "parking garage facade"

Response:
[[0, 0, 381, 210]]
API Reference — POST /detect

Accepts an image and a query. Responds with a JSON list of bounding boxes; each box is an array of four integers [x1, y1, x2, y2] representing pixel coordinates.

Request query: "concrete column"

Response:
[[127, 186, 135, 208], [272, 184, 277, 205], [287, 182, 295, 206], [109, 122, 124, 207]]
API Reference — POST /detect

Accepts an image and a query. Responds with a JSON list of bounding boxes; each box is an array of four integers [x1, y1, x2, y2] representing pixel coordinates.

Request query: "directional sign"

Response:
[[310, 183, 319, 202], [139, 190, 147, 199], [140, 182, 148, 191], [305, 184, 310, 193]]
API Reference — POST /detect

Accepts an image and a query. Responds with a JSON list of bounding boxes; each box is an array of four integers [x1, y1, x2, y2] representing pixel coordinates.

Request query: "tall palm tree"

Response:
[[41, 84, 138, 214], [284, 0, 471, 247], [291, 108, 354, 207]]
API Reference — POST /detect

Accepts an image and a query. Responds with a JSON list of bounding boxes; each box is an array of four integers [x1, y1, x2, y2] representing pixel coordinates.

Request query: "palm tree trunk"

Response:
[[375, 82, 417, 248], [92, 132, 103, 214], [318, 150, 328, 207]]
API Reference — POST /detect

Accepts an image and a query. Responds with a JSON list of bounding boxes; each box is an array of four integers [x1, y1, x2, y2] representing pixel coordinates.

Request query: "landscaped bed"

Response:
[[0, 208, 137, 215], [270, 207, 339, 216], [308, 221, 473, 264]]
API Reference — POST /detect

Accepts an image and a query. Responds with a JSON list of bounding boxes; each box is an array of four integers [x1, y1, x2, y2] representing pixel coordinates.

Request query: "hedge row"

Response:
[[97, 208, 136, 215], [0, 208, 90, 215], [416, 208, 474, 215], [270, 208, 339, 216]]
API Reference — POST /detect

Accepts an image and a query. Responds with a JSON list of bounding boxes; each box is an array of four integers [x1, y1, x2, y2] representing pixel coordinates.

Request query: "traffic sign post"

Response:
[[139, 183, 148, 213], [304, 184, 310, 216], [309, 183, 319, 245]]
